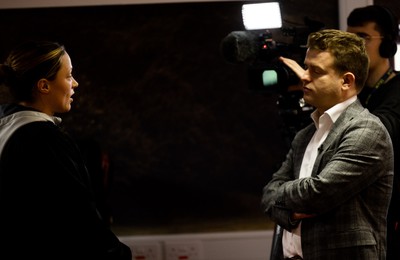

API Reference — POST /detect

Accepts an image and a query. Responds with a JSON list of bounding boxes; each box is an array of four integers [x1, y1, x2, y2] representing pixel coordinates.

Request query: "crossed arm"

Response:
[[278, 57, 310, 223]]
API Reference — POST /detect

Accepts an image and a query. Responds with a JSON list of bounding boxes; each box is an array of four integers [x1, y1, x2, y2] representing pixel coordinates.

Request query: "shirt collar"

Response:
[[311, 95, 357, 127]]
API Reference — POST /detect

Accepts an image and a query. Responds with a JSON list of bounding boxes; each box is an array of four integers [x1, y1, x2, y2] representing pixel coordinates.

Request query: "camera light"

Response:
[[242, 2, 282, 30]]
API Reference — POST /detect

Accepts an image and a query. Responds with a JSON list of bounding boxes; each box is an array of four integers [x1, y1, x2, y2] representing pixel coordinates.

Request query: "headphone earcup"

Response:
[[377, 6, 398, 58], [379, 38, 397, 58]]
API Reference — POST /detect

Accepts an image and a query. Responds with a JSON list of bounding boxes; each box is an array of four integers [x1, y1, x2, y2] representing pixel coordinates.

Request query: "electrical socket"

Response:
[[165, 240, 204, 260], [130, 241, 162, 260]]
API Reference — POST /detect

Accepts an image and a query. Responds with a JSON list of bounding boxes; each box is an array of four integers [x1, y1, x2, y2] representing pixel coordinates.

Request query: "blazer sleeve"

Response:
[[261, 106, 394, 230], [261, 124, 314, 231]]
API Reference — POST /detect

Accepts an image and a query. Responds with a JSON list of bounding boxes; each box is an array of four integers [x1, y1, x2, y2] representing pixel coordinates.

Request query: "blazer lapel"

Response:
[[311, 99, 365, 177]]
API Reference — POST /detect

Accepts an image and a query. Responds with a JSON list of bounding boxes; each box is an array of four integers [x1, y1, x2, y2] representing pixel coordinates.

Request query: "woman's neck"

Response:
[[18, 101, 52, 116]]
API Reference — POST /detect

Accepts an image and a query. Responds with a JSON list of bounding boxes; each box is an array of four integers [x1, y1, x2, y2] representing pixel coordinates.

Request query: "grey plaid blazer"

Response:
[[262, 99, 394, 260]]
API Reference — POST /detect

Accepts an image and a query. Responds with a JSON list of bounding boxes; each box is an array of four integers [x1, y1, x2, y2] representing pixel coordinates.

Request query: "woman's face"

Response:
[[47, 52, 79, 114]]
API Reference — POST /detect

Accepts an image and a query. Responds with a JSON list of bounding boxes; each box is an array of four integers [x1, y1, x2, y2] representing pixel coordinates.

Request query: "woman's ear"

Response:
[[37, 79, 50, 94]]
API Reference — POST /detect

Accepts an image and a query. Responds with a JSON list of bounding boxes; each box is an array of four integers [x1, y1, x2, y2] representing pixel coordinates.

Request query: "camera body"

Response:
[[246, 30, 306, 94]]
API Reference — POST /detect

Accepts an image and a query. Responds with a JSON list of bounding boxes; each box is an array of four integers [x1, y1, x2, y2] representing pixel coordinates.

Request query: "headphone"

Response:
[[375, 6, 398, 58]]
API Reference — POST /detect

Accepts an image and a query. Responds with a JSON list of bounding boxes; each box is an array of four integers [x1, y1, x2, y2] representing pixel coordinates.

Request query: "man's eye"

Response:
[[355, 33, 372, 41]]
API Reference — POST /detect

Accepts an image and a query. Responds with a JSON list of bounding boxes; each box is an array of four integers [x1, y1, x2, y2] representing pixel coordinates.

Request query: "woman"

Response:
[[0, 41, 131, 259]]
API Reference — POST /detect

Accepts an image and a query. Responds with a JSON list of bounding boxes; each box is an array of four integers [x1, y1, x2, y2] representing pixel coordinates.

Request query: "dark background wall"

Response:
[[0, 0, 396, 235]]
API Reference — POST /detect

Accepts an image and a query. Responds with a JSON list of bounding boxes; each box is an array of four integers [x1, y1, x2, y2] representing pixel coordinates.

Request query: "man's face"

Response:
[[300, 49, 344, 113], [347, 22, 384, 72]]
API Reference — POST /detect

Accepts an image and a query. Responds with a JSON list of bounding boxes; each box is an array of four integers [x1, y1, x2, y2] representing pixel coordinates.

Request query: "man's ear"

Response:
[[37, 79, 50, 94], [342, 72, 356, 90]]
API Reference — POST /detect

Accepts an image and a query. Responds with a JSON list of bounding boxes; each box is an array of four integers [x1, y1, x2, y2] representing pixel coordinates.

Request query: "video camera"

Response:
[[247, 29, 307, 94], [220, 2, 324, 139], [220, 26, 315, 94]]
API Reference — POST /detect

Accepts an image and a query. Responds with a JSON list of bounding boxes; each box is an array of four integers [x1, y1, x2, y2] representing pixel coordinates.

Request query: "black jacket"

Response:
[[359, 73, 400, 260], [0, 104, 131, 260]]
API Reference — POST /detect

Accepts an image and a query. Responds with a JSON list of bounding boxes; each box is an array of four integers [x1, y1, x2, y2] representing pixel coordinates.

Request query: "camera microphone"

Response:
[[220, 31, 260, 64]]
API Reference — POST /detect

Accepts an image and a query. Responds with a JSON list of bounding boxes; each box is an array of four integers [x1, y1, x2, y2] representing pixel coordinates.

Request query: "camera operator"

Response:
[[347, 5, 400, 260], [278, 5, 400, 260]]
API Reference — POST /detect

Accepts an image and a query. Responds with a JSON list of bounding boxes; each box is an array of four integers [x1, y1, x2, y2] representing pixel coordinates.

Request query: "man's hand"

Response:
[[292, 212, 317, 220], [279, 56, 305, 79]]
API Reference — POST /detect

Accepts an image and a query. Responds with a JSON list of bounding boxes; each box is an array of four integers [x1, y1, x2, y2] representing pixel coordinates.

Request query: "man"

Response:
[[276, 6, 400, 259], [347, 6, 400, 260], [262, 29, 394, 259]]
